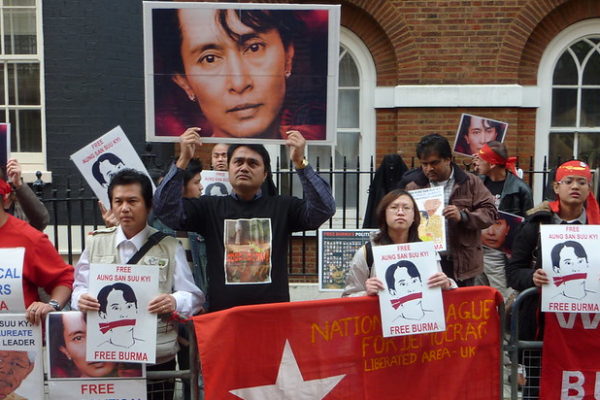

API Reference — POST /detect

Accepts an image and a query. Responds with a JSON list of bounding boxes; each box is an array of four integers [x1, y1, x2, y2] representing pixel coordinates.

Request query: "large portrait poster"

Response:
[[0, 123, 9, 168], [0, 314, 44, 400], [481, 211, 524, 255], [453, 113, 508, 157], [201, 170, 231, 196], [318, 229, 377, 291], [372, 241, 445, 337], [540, 225, 600, 313], [0, 247, 25, 313], [86, 264, 159, 364], [224, 218, 272, 284], [70, 126, 155, 208], [143, 2, 340, 144], [409, 186, 447, 251], [46, 311, 146, 400]]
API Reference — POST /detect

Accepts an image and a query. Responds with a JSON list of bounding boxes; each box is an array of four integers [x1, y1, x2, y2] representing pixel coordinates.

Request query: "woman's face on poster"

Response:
[[466, 117, 498, 155], [59, 313, 115, 378], [173, 9, 295, 139]]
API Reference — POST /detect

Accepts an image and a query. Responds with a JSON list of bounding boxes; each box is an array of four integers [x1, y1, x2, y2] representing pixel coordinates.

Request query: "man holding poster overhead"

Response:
[[72, 169, 204, 400], [0, 178, 73, 324], [397, 133, 496, 286], [153, 128, 335, 311]]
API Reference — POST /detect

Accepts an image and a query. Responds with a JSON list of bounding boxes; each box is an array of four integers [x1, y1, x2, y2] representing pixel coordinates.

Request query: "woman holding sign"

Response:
[[342, 189, 454, 297]]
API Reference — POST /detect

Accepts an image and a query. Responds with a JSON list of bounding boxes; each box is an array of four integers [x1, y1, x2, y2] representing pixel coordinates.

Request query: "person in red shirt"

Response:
[[0, 178, 73, 324]]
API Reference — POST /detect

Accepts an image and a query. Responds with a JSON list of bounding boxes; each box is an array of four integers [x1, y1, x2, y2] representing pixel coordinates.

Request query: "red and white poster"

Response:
[[201, 170, 231, 196], [540, 312, 600, 399], [194, 287, 502, 400]]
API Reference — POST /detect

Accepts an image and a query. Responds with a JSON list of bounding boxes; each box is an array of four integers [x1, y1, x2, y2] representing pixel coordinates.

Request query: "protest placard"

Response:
[[86, 264, 159, 363], [372, 241, 445, 337], [0, 247, 25, 313], [200, 170, 231, 196], [453, 113, 508, 157], [0, 313, 43, 400], [70, 126, 155, 207], [224, 218, 272, 284], [482, 211, 523, 255], [318, 229, 377, 291], [540, 225, 600, 313], [409, 186, 447, 251]]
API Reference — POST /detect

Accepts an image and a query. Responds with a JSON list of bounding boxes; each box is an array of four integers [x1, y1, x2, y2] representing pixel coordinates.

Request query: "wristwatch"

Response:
[[48, 299, 62, 311], [295, 158, 309, 170]]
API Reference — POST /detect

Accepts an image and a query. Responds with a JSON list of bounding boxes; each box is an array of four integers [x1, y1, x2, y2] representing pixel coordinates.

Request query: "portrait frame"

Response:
[[143, 2, 340, 144], [453, 113, 509, 157]]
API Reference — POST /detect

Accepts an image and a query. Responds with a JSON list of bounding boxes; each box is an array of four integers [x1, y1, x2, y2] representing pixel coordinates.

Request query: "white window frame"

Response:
[[2, 0, 49, 182], [535, 19, 600, 203]]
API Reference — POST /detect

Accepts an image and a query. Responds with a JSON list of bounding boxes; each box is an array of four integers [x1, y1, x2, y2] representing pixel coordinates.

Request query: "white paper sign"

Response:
[[201, 170, 231, 196], [70, 126, 155, 207], [0, 247, 25, 313], [372, 241, 445, 337], [0, 314, 44, 400], [540, 225, 600, 313], [87, 264, 159, 363], [409, 186, 447, 251], [48, 379, 147, 400]]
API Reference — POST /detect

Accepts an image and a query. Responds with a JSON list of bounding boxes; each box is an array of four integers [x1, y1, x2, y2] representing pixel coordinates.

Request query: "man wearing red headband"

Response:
[[506, 159, 600, 398], [473, 141, 533, 300], [0, 178, 73, 325]]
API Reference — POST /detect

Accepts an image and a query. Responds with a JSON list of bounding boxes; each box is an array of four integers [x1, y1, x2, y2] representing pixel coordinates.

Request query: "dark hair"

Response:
[[183, 159, 203, 186], [551, 240, 588, 270], [373, 189, 421, 245], [91, 153, 124, 187], [48, 313, 74, 377], [385, 260, 421, 292], [227, 144, 272, 174], [484, 140, 508, 160], [205, 182, 229, 196], [107, 169, 153, 210], [97, 282, 138, 316], [416, 133, 452, 160]]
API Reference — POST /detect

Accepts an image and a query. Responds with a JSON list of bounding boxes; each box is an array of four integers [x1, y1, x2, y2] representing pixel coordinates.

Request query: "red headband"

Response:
[[555, 160, 592, 182], [0, 179, 11, 196], [478, 144, 518, 176]]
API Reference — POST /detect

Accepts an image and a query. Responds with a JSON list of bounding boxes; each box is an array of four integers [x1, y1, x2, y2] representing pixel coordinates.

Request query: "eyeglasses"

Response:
[[558, 177, 589, 186], [388, 205, 413, 214]]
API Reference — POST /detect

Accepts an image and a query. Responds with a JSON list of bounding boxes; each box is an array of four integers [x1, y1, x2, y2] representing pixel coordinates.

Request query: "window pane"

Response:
[[334, 132, 360, 208], [338, 89, 359, 128], [549, 132, 574, 168], [551, 88, 577, 127], [577, 133, 600, 168], [3, 8, 36, 55], [308, 146, 331, 170], [582, 50, 600, 85], [581, 89, 600, 127], [7, 62, 40, 104], [0, 64, 4, 105], [10, 109, 40, 152], [553, 51, 578, 85], [5, 1, 36, 6], [572, 40, 592, 64], [339, 53, 359, 86]]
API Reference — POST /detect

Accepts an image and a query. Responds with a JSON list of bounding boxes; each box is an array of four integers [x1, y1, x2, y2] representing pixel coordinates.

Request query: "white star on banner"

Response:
[[230, 340, 346, 400]]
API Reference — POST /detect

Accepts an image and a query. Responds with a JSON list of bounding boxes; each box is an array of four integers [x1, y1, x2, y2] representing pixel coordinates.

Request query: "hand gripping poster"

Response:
[[46, 311, 146, 400], [540, 225, 600, 313], [0, 248, 25, 313], [409, 186, 447, 251], [372, 241, 445, 338], [201, 170, 231, 196], [86, 264, 159, 364], [318, 229, 377, 291], [0, 314, 44, 400], [70, 126, 155, 208]]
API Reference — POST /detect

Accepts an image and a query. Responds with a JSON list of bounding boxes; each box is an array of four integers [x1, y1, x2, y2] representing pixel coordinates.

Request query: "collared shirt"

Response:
[[153, 162, 336, 231], [552, 208, 587, 225], [71, 225, 204, 316]]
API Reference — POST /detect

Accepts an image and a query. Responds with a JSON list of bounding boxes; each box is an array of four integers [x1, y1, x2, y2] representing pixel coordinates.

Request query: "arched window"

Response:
[[535, 20, 600, 200], [276, 27, 376, 226]]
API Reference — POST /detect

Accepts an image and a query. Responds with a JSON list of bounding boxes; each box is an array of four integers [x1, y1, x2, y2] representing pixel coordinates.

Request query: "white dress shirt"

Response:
[[71, 225, 204, 316]]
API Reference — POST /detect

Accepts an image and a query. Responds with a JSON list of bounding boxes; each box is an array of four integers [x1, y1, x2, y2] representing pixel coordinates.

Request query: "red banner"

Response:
[[541, 312, 600, 399], [194, 287, 502, 400]]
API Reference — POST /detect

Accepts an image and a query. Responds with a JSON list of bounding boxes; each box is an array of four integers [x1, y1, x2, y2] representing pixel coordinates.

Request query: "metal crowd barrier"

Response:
[[506, 287, 543, 400]]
